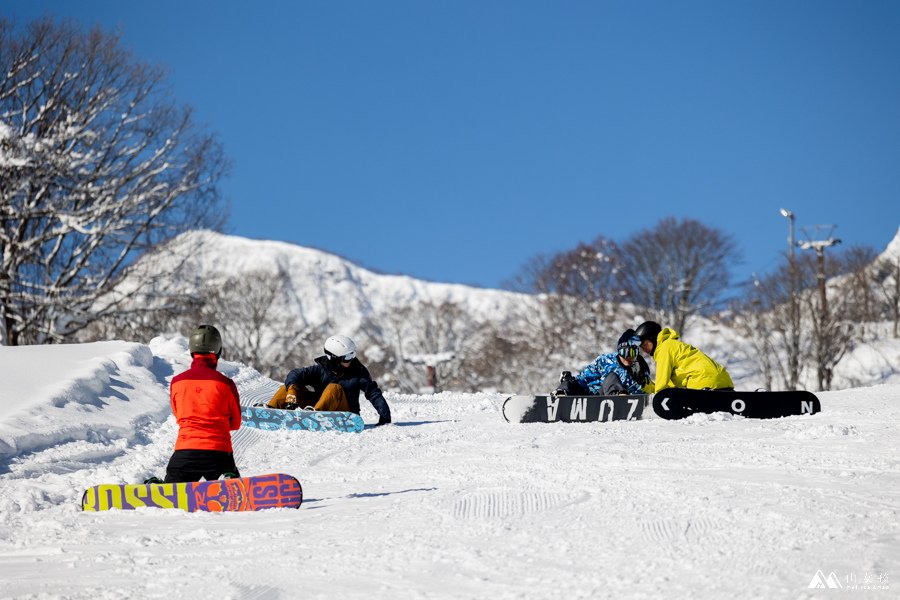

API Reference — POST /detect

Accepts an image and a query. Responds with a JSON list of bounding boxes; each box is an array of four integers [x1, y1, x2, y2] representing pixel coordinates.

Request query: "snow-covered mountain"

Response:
[[872, 225, 900, 298], [880, 225, 900, 262], [113, 228, 900, 393], [150, 230, 533, 333], [112, 230, 543, 391]]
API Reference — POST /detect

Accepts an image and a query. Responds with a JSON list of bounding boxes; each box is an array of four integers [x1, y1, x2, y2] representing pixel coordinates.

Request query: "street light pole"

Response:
[[780, 208, 799, 390], [780, 208, 795, 262]]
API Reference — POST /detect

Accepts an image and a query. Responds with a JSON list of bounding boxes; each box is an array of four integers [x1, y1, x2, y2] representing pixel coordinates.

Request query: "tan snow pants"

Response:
[[267, 383, 349, 412]]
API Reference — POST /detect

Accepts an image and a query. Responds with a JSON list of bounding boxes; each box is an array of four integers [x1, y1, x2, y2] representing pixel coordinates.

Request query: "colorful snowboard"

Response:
[[81, 473, 302, 512], [503, 394, 651, 423], [652, 388, 822, 420], [241, 405, 364, 433]]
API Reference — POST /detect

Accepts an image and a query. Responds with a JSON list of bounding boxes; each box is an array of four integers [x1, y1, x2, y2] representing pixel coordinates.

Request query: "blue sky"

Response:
[[7, 1, 900, 289]]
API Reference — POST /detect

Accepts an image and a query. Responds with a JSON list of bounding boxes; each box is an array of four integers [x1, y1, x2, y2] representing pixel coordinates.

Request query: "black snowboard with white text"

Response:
[[503, 394, 650, 423], [652, 388, 821, 420]]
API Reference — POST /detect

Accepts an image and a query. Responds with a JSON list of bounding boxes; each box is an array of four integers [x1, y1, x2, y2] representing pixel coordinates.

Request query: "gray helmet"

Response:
[[189, 324, 222, 356]]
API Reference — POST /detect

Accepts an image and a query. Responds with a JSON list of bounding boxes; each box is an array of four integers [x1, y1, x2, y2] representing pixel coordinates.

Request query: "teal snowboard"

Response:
[[241, 406, 364, 433]]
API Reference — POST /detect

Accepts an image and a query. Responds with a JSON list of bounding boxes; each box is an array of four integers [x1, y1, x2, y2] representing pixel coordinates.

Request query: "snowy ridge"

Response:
[[149, 230, 533, 332], [117, 228, 900, 393], [879, 226, 900, 262], [0, 339, 896, 598]]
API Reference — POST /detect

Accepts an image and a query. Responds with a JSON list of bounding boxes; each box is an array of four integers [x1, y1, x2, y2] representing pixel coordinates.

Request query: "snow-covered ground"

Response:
[[0, 339, 896, 599]]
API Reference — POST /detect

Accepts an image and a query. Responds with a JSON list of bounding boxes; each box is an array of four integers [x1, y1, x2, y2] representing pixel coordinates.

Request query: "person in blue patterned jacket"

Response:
[[557, 330, 653, 396]]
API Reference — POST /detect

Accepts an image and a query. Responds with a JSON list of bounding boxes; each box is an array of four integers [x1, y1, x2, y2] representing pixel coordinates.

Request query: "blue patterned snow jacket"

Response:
[[574, 352, 649, 395]]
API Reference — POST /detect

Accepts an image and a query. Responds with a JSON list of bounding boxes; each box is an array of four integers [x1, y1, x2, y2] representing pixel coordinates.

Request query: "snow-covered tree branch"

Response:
[[0, 17, 228, 345]]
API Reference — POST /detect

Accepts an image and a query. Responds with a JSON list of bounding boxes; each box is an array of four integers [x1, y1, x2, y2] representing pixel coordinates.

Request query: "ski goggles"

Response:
[[326, 350, 353, 363], [617, 345, 638, 360]]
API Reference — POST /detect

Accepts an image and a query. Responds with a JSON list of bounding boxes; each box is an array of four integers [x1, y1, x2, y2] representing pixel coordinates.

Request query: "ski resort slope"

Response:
[[0, 339, 896, 599]]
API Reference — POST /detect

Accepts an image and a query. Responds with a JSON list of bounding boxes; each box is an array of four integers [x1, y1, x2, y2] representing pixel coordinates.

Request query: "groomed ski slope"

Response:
[[0, 338, 896, 599]]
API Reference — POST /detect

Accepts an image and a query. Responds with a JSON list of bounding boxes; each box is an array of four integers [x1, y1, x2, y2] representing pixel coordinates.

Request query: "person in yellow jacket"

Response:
[[635, 320, 734, 392]]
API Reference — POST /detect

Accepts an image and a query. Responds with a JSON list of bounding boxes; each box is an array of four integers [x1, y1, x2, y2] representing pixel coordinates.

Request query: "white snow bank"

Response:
[[0, 341, 167, 458]]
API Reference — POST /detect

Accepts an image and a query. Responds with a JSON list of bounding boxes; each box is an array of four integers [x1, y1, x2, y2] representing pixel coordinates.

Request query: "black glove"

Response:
[[635, 356, 651, 386], [557, 371, 585, 396], [556, 372, 570, 395], [635, 367, 651, 387], [376, 415, 392, 426]]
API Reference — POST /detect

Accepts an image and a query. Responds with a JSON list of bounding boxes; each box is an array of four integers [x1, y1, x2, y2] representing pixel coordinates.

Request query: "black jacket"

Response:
[[284, 356, 391, 422]]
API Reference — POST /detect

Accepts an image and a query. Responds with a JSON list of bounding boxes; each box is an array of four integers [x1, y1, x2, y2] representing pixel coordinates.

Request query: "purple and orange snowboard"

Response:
[[82, 473, 302, 512]]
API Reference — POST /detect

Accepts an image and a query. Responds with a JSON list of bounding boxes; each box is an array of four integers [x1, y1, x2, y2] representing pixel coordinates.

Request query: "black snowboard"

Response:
[[502, 394, 650, 423], [652, 388, 821, 420]]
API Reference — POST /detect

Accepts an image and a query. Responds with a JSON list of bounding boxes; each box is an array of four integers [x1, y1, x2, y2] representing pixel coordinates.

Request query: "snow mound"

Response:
[[0, 341, 167, 459], [0, 339, 896, 599]]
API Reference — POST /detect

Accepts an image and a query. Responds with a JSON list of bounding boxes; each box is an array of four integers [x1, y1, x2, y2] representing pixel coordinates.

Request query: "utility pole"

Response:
[[404, 352, 456, 394], [798, 226, 841, 317], [798, 225, 841, 390], [799, 238, 841, 315]]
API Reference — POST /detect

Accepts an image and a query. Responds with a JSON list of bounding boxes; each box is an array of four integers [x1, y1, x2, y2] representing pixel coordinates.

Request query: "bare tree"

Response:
[[0, 18, 228, 345], [194, 268, 331, 377], [363, 300, 479, 393], [727, 241, 885, 391], [837, 245, 880, 333], [749, 261, 806, 390], [727, 283, 777, 390], [509, 235, 631, 362], [616, 217, 741, 333], [505, 221, 741, 390], [460, 320, 546, 393], [786, 249, 854, 391]]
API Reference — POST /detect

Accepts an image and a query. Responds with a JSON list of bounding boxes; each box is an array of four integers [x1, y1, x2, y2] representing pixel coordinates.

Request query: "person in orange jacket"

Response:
[[162, 324, 242, 483]]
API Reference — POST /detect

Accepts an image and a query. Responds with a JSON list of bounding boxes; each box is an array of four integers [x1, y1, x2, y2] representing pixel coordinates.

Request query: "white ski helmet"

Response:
[[324, 335, 357, 362]]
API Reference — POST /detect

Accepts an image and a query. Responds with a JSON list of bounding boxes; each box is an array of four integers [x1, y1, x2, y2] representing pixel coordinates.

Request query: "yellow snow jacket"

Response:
[[651, 328, 734, 392]]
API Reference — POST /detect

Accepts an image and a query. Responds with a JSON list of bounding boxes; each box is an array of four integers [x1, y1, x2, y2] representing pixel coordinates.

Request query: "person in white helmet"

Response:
[[265, 335, 392, 426]]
